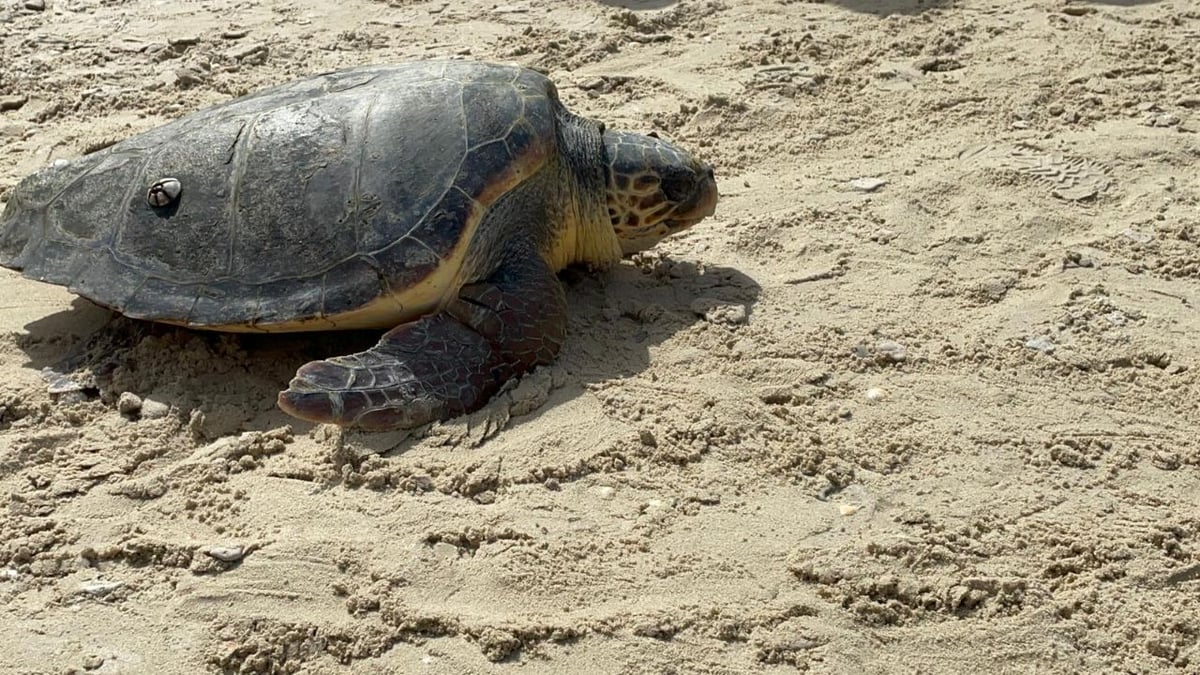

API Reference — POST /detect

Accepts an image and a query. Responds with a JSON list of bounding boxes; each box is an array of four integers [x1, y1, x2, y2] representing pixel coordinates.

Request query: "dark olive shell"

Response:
[[0, 61, 566, 328]]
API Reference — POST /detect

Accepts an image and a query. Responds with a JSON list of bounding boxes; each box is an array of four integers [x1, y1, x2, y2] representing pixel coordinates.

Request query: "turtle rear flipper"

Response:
[[277, 254, 566, 431]]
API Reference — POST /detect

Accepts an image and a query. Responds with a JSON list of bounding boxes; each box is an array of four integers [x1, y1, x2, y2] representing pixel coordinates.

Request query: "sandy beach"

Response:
[[1, 0, 1198, 672]]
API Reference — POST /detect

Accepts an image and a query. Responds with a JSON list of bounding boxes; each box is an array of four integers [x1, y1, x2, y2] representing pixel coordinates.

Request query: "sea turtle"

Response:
[[0, 60, 718, 431]]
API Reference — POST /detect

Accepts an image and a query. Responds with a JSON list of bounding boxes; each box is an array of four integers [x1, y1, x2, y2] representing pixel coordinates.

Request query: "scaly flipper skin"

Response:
[[277, 252, 566, 430]]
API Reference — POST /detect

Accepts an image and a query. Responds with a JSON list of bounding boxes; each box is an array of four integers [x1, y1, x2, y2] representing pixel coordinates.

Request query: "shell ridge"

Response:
[[225, 112, 265, 277], [404, 186, 451, 242], [113, 152, 147, 262], [319, 271, 329, 320], [224, 122, 247, 166], [403, 234, 445, 263], [402, 80, 468, 244], [112, 272, 152, 316], [181, 285, 204, 325], [43, 152, 121, 211], [352, 93, 380, 249]]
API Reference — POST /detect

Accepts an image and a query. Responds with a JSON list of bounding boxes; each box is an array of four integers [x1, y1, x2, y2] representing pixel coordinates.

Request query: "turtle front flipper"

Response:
[[277, 255, 567, 431]]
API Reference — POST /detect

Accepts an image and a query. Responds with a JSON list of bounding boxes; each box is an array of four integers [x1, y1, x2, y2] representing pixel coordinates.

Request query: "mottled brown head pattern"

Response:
[[603, 130, 718, 255]]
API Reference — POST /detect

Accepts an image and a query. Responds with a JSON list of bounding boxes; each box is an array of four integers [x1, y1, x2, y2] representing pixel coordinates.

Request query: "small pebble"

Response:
[[205, 546, 245, 563], [117, 392, 143, 416], [690, 297, 748, 325], [431, 542, 459, 560], [838, 504, 861, 516], [848, 177, 887, 193], [78, 580, 124, 596], [173, 67, 208, 88], [1062, 251, 1094, 268], [53, 158, 70, 169], [912, 56, 963, 72], [41, 367, 85, 394], [870, 228, 898, 244], [0, 95, 27, 112], [757, 386, 793, 405], [594, 486, 615, 499], [721, 304, 748, 324], [1121, 228, 1153, 244], [228, 43, 268, 63], [875, 340, 907, 363], [1025, 336, 1056, 353], [912, 57, 939, 72], [1152, 450, 1181, 471], [140, 399, 170, 419], [82, 655, 104, 671], [865, 387, 887, 402], [1147, 113, 1180, 128], [1103, 311, 1127, 327], [23, 0, 44, 10], [731, 338, 757, 359]]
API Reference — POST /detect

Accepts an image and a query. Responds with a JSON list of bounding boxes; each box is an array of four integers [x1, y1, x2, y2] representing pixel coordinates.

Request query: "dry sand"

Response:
[[2, 0, 1199, 672]]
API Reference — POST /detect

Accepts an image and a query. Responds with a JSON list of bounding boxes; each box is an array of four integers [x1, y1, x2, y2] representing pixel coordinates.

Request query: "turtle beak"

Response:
[[665, 163, 718, 233]]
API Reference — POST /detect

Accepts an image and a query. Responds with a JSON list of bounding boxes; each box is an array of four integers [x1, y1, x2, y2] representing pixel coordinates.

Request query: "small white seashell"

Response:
[[205, 545, 245, 563], [78, 579, 124, 596]]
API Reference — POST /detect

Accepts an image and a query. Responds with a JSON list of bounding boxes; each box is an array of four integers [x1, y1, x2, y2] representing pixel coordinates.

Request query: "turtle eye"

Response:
[[659, 171, 694, 203]]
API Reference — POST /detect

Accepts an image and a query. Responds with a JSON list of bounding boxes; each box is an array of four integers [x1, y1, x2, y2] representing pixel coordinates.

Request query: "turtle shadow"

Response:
[[16, 300, 379, 438], [342, 259, 761, 457], [14, 260, 760, 443]]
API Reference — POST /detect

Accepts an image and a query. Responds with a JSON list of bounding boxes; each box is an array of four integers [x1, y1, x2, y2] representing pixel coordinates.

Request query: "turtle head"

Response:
[[602, 130, 718, 256]]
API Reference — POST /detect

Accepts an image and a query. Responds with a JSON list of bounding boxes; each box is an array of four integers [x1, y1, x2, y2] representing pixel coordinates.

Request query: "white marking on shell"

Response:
[[147, 177, 182, 207]]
